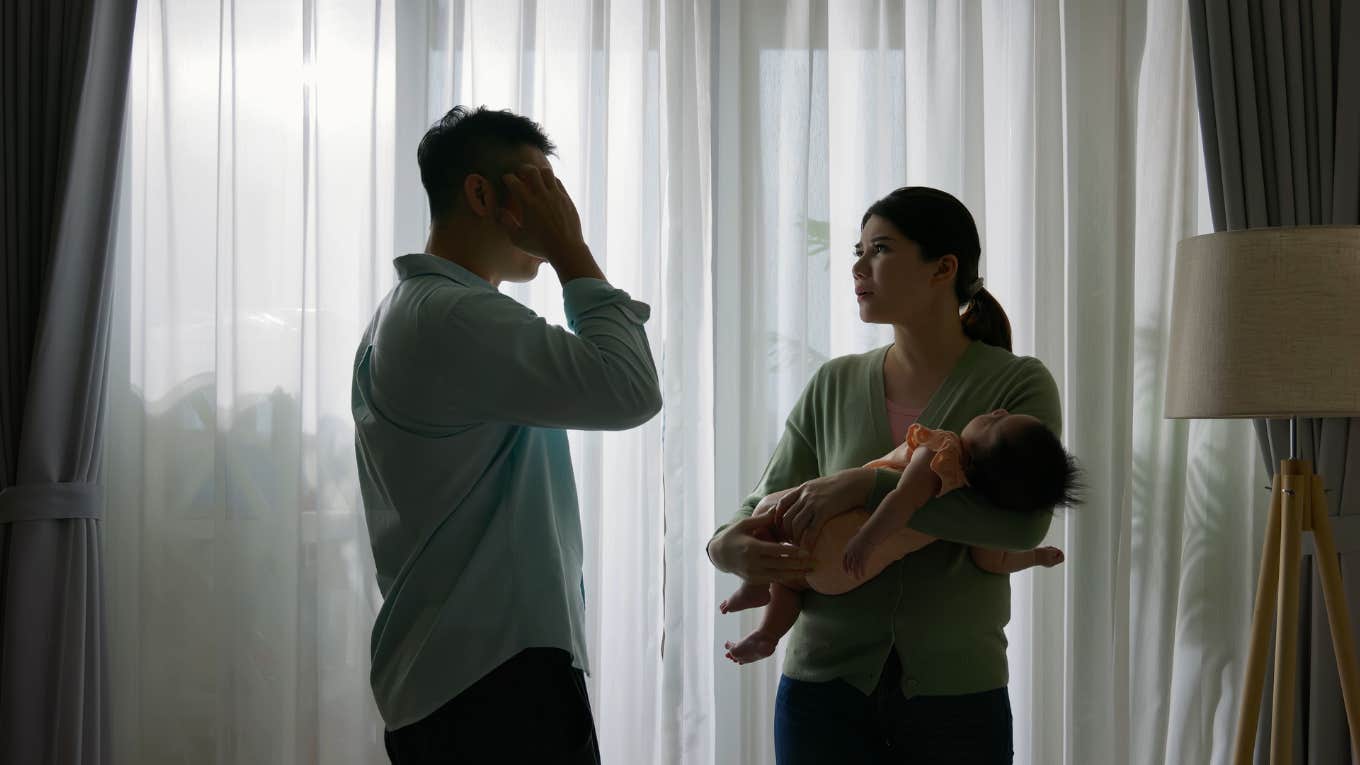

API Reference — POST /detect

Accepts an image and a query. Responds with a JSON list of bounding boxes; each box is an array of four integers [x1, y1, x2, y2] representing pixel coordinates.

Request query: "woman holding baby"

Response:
[[707, 187, 1078, 765]]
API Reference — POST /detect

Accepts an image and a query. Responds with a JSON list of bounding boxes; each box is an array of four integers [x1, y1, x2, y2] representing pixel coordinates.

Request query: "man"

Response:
[[352, 105, 662, 763]]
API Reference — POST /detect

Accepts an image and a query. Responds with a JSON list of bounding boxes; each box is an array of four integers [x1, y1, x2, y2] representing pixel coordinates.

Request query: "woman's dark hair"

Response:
[[965, 421, 1083, 513], [861, 187, 1012, 351]]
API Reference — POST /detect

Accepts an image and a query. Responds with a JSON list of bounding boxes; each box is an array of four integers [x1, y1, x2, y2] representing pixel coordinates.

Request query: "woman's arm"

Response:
[[863, 357, 1063, 551], [712, 399, 821, 535], [708, 372, 823, 578]]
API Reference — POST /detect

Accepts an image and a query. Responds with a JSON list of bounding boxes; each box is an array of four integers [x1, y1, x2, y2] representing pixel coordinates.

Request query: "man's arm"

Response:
[[416, 162, 660, 431], [415, 280, 661, 431]]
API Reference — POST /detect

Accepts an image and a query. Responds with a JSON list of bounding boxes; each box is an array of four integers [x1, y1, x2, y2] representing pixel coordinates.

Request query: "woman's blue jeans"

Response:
[[772, 651, 1013, 765]]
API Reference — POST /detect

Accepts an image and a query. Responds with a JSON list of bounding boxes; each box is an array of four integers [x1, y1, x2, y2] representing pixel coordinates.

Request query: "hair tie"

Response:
[[968, 278, 985, 298]]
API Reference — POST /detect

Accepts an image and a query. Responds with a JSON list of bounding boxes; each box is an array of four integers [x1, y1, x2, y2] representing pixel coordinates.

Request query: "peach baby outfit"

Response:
[[864, 424, 969, 494], [801, 424, 968, 595]]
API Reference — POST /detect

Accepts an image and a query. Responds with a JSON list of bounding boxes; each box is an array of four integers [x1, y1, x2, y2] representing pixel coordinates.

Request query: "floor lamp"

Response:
[[1164, 226, 1360, 764]]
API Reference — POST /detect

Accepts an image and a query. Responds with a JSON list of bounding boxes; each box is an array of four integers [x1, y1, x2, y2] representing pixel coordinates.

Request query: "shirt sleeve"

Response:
[[410, 278, 662, 430], [865, 357, 1062, 551]]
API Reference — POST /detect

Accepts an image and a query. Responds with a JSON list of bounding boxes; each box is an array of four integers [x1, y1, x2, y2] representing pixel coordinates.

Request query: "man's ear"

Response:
[[463, 174, 496, 218]]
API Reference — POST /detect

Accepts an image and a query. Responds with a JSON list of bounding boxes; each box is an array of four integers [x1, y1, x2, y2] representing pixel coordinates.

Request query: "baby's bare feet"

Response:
[[1035, 546, 1065, 567], [724, 631, 778, 665], [719, 583, 772, 614]]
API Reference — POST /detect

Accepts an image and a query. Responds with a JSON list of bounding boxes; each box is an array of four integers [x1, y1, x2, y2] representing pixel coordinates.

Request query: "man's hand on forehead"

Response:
[[497, 162, 585, 267]]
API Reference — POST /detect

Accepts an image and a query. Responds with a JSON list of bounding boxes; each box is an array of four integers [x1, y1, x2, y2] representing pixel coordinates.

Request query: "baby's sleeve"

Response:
[[928, 442, 969, 496], [916, 427, 969, 496]]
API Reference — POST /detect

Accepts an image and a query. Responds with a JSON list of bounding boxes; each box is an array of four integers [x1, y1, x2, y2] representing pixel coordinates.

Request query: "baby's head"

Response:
[[960, 410, 1082, 513]]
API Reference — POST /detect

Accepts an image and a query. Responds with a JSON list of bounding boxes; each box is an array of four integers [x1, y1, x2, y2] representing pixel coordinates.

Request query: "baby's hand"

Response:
[[752, 490, 787, 519], [842, 533, 875, 581]]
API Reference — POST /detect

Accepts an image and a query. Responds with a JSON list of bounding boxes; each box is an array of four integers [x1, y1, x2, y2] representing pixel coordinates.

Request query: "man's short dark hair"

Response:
[[416, 106, 556, 222]]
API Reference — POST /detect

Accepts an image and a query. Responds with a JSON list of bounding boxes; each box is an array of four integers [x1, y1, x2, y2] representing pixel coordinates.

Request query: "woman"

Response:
[[707, 187, 1061, 764]]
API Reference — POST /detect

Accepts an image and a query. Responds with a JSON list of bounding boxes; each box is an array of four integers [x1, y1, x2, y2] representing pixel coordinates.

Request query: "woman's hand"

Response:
[[776, 467, 877, 546], [707, 514, 814, 586]]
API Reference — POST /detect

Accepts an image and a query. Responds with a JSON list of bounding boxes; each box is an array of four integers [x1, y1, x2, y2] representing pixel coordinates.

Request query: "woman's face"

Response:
[[852, 215, 957, 325]]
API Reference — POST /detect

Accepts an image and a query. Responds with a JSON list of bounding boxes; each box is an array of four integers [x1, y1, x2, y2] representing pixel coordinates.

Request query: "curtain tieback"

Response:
[[0, 482, 103, 523]]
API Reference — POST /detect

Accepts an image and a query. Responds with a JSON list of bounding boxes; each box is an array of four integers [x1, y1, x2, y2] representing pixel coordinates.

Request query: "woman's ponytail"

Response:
[[960, 284, 1012, 352]]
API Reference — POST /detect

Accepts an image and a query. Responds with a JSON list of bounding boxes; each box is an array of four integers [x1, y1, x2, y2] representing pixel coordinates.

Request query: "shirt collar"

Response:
[[393, 253, 496, 292]]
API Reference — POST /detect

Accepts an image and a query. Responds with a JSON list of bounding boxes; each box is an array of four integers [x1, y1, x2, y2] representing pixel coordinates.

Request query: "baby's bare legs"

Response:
[[724, 583, 801, 665], [720, 580, 772, 613], [970, 546, 1065, 574]]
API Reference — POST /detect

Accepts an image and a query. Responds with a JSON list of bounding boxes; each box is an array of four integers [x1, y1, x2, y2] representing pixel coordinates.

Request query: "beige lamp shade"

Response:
[[1164, 225, 1360, 419]]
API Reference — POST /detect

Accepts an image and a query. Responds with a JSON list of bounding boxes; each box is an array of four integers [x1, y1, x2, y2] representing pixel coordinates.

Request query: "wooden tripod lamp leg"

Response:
[[1271, 472, 1308, 764], [1307, 473, 1360, 756], [1235, 472, 1285, 765]]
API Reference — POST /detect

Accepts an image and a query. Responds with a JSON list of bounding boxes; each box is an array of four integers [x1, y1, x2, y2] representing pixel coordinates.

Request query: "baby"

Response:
[[721, 409, 1081, 665]]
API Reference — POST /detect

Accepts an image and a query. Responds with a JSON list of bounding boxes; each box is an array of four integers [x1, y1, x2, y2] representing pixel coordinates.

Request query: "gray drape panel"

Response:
[[1189, 0, 1360, 762], [0, 0, 138, 763]]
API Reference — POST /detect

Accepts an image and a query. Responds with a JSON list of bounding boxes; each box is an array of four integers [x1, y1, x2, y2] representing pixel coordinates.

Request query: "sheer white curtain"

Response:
[[398, 2, 716, 764], [107, 1, 398, 762], [108, 1, 713, 764], [401, 4, 715, 764], [106, 0, 1270, 764]]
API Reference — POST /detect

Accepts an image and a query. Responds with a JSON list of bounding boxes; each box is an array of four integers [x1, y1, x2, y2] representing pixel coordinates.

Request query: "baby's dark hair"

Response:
[[965, 420, 1082, 513]]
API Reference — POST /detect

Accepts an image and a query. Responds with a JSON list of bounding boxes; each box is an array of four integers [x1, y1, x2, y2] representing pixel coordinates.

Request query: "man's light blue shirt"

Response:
[[352, 254, 661, 729]]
